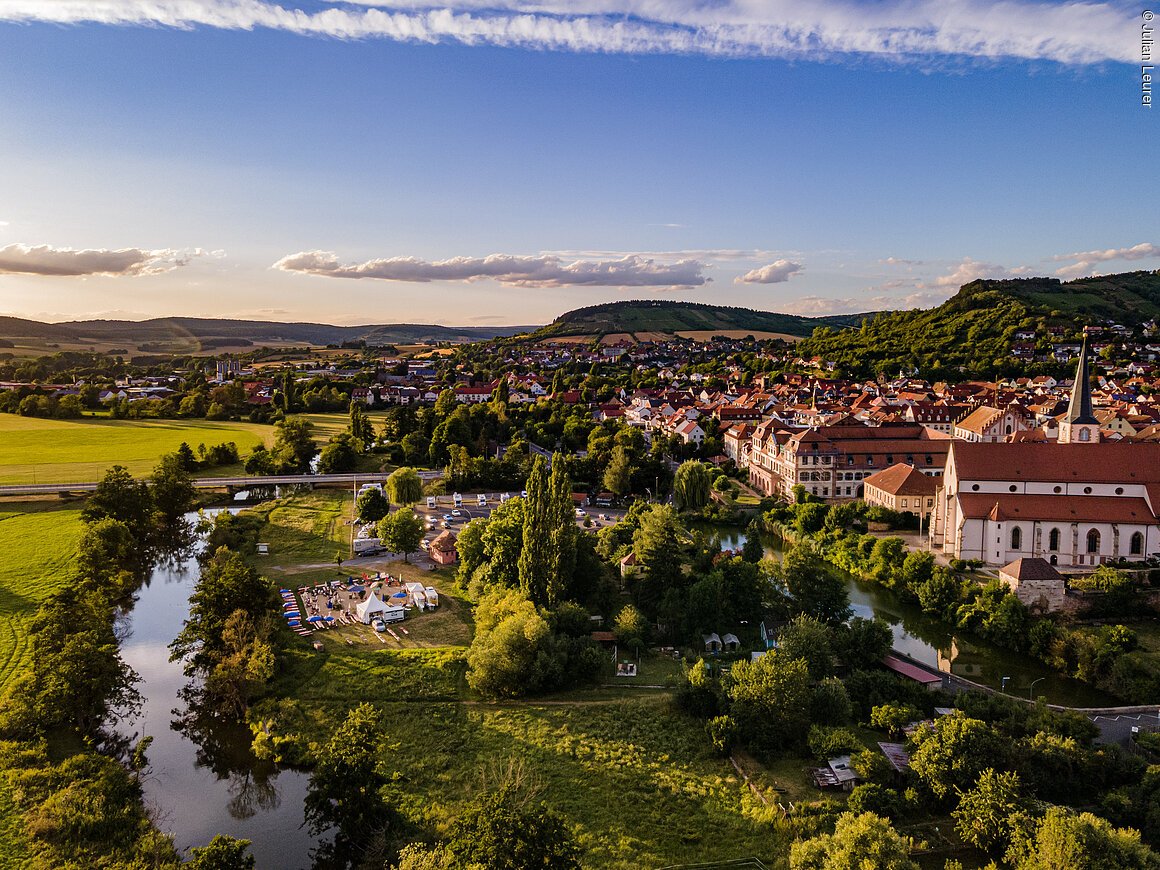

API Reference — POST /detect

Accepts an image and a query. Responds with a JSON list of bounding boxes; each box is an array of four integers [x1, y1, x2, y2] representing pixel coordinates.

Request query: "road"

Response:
[[0, 469, 442, 497]]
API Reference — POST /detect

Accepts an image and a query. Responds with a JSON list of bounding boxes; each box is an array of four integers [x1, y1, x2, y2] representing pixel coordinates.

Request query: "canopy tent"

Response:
[[356, 592, 389, 624]]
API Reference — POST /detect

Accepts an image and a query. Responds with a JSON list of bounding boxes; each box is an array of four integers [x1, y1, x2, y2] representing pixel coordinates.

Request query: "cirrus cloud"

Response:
[[272, 250, 709, 288], [0, 243, 203, 277], [1052, 242, 1160, 279], [735, 259, 803, 284], [0, 0, 1136, 65]]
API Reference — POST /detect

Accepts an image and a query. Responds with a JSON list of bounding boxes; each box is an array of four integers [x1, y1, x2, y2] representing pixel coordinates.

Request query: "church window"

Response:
[[1011, 527, 1022, 549], [1049, 528, 1061, 551], [1079, 428, 1091, 442], [1131, 532, 1144, 556], [1086, 529, 1101, 554]]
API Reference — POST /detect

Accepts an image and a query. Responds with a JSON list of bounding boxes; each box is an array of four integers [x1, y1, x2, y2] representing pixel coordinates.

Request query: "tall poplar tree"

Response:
[[518, 455, 552, 606], [546, 453, 576, 607]]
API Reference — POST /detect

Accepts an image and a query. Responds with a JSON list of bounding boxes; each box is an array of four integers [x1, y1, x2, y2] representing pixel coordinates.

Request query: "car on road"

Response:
[[442, 514, 453, 521], [441, 521, 451, 529], [451, 509, 463, 517], [520, 490, 528, 498], [477, 494, 487, 506], [426, 496, 437, 509], [371, 617, 386, 632], [575, 508, 586, 518]]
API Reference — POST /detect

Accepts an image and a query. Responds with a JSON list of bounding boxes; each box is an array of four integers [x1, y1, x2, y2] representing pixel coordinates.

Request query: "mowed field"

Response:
[[0, 416, 272, 485], [0, 499, 85, 864]]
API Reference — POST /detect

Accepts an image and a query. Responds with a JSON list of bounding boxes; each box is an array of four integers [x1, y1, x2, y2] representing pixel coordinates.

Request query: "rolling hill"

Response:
[[796, 270, 1160, 379], [0, 316, 537, 354], [531, 299, 872, 340]]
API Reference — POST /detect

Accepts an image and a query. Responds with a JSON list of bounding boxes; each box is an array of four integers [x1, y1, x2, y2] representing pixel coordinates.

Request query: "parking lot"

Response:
[[412, 492, 627, 549]]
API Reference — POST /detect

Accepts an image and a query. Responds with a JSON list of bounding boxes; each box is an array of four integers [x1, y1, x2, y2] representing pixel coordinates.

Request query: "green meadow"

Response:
[[0, 499, 85, 863], [0, 416, 272, 484]]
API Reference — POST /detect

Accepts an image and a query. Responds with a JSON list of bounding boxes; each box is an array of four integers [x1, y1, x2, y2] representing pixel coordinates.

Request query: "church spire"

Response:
[[1058, 332, 1099, 444], [1065, 334, 1098, 425]]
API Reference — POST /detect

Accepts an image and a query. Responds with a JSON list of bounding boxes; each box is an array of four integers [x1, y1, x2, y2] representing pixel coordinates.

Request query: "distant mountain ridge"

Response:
[[533, 299, 872, 340], [0, 315, 537, 350]]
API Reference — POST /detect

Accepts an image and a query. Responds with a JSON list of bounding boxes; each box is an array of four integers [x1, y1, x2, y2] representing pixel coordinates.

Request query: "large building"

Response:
[[930, 337, 1160, 567], [744, 417, 951, 502]]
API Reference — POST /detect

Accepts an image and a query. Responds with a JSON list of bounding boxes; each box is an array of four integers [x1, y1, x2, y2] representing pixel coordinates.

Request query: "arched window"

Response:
[[1079, 428, 1091, 442], [1048, 528, 1061, 552], [1131, 532, 1144, 556], [1010, 527, 1022, 550], [1005, 424, 1013, 435], [1086, 529, 1101, 554]]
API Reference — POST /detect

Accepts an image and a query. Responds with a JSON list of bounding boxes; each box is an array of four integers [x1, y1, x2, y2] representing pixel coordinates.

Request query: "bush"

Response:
[[807, 725, 861, 761], [847, 783, 902, 819]]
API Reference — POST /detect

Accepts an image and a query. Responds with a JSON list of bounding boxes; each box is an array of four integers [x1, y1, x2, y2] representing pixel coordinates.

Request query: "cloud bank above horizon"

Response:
[[0, 0, 1137, 64], [0, 243, 202, 277], [273, 250, 710, 288]]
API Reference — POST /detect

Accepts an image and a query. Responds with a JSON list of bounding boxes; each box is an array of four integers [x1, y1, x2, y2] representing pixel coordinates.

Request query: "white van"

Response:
[[453, 492, 463, 507], [426, 496, 437, 509], [477, 493, 487, 506]]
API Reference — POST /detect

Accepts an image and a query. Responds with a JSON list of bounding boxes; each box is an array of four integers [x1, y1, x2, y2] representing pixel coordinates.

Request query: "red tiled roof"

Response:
[[863, 463, 938, 497], [958, 493, 1159, 524], [952, 442, 1160, 483]]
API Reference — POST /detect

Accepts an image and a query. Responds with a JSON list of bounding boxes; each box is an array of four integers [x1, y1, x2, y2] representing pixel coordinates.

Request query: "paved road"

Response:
[[1090, 710, 1160, 746], [0, 470, 442, 497]]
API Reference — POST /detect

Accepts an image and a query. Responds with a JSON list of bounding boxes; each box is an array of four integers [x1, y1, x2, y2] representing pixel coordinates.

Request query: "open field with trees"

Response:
[[0, 415, 270, 484]]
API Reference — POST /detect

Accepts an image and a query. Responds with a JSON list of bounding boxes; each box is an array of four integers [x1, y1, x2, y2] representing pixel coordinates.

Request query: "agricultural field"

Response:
[[0, 415, 271, 484], [0, 498, 85, 863]]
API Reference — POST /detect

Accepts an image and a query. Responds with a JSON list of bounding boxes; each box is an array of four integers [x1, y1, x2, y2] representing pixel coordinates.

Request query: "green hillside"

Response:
[[533, 299, 870, 339], [797, 270, 1160, 379], [0, 316, 536, 353]]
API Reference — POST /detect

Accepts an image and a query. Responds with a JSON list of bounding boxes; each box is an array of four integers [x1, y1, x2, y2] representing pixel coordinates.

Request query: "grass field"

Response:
[[0, 499, 85, 863], [0, 415, 272, 484]]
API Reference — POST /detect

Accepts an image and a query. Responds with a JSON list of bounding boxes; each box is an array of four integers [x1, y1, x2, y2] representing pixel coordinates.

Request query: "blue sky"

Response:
[[0, 0, 1154, 326]]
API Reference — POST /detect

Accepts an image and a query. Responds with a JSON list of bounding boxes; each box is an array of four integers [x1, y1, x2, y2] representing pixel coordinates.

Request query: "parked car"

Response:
[[451, 509, 462, 517], [575, 509, 586, 518], [442, 514, 453, 522], [371, 617, 386, 632], [477, 494, 487, 506]]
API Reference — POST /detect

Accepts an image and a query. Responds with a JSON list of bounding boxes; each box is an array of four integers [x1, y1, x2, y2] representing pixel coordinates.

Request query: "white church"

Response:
[[930, 336, 1160, 569]]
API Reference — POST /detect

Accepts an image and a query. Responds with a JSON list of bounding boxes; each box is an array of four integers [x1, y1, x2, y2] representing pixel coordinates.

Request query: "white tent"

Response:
[[356, 592, 388, 624]]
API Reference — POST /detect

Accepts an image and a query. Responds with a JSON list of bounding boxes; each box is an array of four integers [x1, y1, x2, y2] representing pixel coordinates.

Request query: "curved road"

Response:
[[0, 470, 442, 497]]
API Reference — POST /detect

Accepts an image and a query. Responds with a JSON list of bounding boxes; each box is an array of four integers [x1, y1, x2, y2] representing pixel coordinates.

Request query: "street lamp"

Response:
[[1001, 676, 1011, 693], [1029, 677, 1046, 701]]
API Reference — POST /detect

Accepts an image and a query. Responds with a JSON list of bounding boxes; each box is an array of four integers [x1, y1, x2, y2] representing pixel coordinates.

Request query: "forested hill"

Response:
[[796, 271, 1160, 380], [533, 300, 870, 340]]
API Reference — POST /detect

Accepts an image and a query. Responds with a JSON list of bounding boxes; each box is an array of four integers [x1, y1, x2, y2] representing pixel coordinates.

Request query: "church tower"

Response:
[[1058, 334, 1100, 444]]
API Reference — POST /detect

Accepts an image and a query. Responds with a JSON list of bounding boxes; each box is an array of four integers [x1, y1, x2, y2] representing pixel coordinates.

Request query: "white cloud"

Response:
[[782, 288, 948, 316], [1052, 242, 1160, 279], [0, 0, 1135, 64], [922, 256, 1032, 288], [272, 250, 709, 288], [735, 259, 803, 284], [0, 243, 202, 277], [879, 256, 925, 266]]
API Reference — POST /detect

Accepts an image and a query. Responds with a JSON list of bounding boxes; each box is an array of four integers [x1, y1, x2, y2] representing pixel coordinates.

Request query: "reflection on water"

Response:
[[697, 523, 1120, 708], [118, 512, 322, 867]]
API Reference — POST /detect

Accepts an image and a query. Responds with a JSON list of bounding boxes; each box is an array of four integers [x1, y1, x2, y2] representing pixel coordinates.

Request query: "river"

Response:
[[118, 510, 323, 867], [696, 524, 1121, 708]]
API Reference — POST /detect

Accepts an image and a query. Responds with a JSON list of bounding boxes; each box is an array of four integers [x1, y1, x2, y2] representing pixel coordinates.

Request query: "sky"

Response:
[[0, 0, 1155, 327]]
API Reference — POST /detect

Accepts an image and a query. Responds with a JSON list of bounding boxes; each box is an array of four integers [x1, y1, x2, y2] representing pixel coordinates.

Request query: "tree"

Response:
[[356, 487, 391, 523], [186, 835, 256, 870], [777, 615, 836, 681], [673, 460, 711, 511], [790, 812, 918, 870], [631, 505, 685, 617], [401, 787, 581, 870], [837, 617, 894, 670], [794, 502, 829, 535], [1006, 806, 1160, 870], [726, 650, 812, 754], [782, 544, 851, 625], [953, 768, 1025, 853], [386, 466, 424, 505], [614, 604, 648, 655], [305, 702, 390, 835], [316, 433, 358, 473], [603, 445, 633, 497], [467, 588, 554, 698], [170, 547, 275, 676], [203, 609, 276, 716], [271, 417, 316, 472], [82, 464, 154, 550], [910, 715, 1006, 801], [347, 400, 374, 451], [870, 703, 921, 738], [378, 509, 424, 562], [741, 518, 764, 563]]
